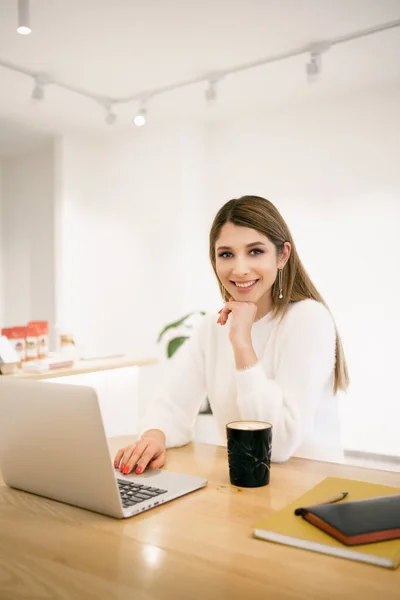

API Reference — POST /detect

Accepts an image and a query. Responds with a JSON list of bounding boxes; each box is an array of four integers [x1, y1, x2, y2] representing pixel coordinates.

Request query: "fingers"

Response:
[[114, 444, 137, 470], [217, 299, 257, 325], [114, 438, 166, 475], [222, 302, 236, 312], [219, 308, 231, 325], [115, 440, 163, 475], [123, 440, 151, 474], [114, 446, 126, 468], [218, 311, 230, 325], [149, 452, 166, 470], [135, 448, 158, 474], [217, 302, 236, 325], [114, 441, 144, 474]]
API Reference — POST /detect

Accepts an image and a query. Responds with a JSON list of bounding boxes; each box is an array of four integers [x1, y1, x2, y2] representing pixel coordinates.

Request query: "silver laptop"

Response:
[[0, 377, 207, 518]]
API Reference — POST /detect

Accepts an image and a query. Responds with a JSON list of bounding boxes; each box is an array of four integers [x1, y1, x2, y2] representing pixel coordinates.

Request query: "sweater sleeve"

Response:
[[138, 316, 208, 448], [235, 300, 336, 462]]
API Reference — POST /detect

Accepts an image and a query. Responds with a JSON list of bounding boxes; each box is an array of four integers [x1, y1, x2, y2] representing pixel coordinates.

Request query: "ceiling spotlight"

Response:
[[31, 83, 44, 100], [31, 74, 49, 100], [17, 0, 31, 35], [306, 52, 321, 82], [305, 41, 330, 83], [133, 106, 147, 127], [205, 80, 218, 103], [105, 111, 117, 125], [99, 100, 117, 125]]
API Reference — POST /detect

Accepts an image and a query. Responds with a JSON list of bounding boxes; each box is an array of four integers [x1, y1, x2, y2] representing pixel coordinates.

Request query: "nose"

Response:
[[231, 255, 250, 278]]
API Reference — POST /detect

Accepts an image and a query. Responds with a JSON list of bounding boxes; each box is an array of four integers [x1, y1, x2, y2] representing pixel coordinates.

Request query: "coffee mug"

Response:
[[226, 420, 272, 488]]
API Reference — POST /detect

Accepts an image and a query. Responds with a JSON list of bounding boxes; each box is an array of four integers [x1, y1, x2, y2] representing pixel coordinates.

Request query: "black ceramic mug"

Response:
[[226, 420, 272, 488]]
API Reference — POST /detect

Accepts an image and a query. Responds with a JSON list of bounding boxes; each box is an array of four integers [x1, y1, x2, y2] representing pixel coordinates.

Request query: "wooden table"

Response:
[[1, 437, 399, 600]]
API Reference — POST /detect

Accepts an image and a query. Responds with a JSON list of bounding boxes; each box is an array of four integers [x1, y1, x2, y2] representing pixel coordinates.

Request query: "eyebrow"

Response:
[[216, 241, 266, 251]]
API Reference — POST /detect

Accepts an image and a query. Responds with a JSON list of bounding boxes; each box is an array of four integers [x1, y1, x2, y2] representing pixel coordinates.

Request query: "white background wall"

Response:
[[1, 144, 57, 344], [56, 123, 215, 358]]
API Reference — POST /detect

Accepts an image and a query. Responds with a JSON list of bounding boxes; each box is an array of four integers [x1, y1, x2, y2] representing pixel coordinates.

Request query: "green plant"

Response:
[[157, 311, 205, 358], [158, 310, 212, 414]]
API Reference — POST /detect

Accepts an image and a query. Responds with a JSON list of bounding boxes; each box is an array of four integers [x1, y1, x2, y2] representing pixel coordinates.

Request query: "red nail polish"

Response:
[[114, 461, 118, 468], [136, 466, 143, 474], [123, 466, 129, 474], [120, 463, 125, 470]]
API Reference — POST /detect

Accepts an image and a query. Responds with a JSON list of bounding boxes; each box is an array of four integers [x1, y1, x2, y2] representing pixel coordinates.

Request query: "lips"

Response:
[[231, 279, 259, 291]]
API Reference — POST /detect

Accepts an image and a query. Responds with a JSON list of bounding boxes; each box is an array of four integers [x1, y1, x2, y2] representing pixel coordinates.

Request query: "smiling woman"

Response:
[[115, 195, 349, 475], [214, 224, 291, 317], [209, 196, 349, 390]]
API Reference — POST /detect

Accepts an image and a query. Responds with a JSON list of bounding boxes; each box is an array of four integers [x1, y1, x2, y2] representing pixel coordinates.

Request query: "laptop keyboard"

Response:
[[117, 479, 168, 509]]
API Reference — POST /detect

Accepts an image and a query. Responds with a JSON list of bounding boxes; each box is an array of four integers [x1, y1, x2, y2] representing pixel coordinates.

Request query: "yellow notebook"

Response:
[[253, 477, 400, 569]]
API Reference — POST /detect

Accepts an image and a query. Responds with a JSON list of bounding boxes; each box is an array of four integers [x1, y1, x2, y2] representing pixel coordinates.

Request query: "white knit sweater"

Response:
[[139, 299, 344, 463]]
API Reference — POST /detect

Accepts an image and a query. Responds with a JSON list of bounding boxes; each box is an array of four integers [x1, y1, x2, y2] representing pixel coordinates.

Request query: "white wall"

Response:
[[56, 123, 213, 359], [206, 86, 400, 455], [2, 144, 57, 344]]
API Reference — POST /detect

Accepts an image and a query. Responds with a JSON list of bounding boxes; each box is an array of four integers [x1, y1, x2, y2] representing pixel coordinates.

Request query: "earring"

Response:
[[278, 269, 283, 299]]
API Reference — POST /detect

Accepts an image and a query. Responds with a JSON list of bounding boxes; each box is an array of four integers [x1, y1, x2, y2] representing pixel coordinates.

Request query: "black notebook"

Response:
[[295, 494, 400, 546]]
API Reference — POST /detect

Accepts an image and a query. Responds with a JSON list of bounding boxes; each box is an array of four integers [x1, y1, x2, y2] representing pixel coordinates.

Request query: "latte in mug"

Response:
[[228, 421, 271, 431], [226, 420, 272, 488]]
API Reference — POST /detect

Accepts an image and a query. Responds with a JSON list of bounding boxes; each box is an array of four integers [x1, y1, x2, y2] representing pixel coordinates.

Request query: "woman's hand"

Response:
[[218, 299, 257, 348], [218, 299, 258, 369], [114, 430, 166, 475]]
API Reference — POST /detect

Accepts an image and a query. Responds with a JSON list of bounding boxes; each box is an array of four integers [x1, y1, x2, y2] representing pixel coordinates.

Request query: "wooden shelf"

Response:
[[3, 356, 158, 380]]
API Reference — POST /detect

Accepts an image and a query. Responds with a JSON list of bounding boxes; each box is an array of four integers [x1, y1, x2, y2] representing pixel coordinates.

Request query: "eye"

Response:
[[250, 248, 264, 255], [218, 252, 233, 259]]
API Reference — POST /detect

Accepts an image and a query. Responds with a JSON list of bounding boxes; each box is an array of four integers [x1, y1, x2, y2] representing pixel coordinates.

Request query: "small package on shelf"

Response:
[[1, 326, 26, 362], [28, 321, 49, 358], [25, 324, 39, 361], [0, 335, 21, 374]]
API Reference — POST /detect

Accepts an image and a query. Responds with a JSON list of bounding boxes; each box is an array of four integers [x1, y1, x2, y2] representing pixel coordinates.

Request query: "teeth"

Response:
[[235, 280, 256, 288]]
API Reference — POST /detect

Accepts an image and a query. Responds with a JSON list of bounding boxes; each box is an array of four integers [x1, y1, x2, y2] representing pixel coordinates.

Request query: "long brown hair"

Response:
[[209, 195, 349, 394]]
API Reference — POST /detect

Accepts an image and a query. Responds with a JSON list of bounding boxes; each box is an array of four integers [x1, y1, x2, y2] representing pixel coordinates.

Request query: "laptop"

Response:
[[0, 377, 207, 518]]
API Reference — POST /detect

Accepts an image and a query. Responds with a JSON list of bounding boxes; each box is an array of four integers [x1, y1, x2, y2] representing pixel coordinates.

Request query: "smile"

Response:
[[232, 279, 259, 290]]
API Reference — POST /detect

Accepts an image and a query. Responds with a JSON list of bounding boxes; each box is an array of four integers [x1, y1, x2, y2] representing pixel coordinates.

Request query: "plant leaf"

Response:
[[167, 336, 189, 358], [157, 311, 203, 342]]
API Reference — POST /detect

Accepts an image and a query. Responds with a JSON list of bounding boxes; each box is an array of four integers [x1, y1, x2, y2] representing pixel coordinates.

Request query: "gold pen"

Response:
[[294, 492, 348, 515], [318, 491, 349, 505]]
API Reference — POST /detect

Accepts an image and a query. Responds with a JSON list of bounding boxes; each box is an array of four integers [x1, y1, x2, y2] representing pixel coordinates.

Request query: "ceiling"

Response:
[[0, 0, 399, 154]]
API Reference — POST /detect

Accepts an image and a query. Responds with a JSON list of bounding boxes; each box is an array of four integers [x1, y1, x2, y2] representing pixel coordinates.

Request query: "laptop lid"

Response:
[[0, 377, 124, 518]]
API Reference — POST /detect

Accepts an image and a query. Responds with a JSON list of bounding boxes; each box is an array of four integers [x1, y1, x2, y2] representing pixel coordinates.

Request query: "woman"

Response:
[[114, 195, 349, 474]]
